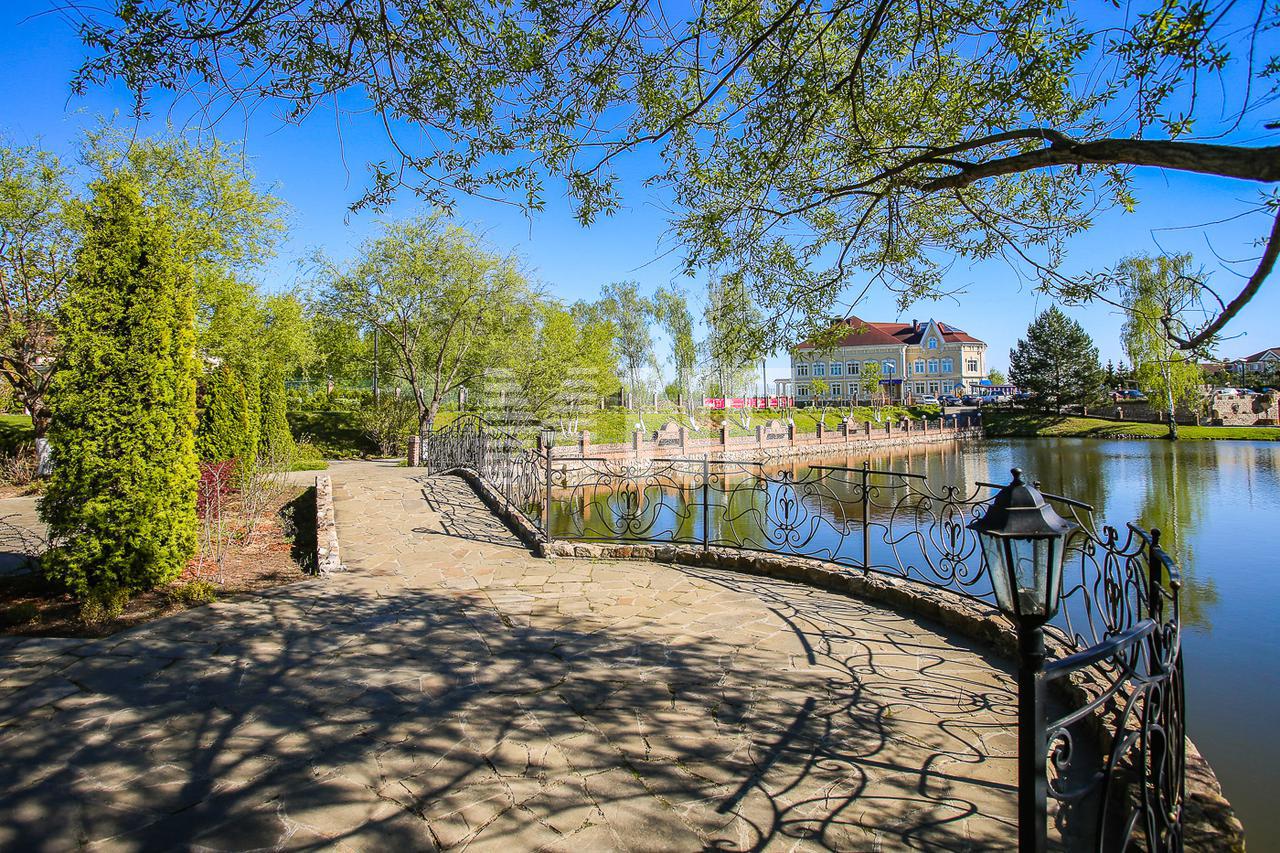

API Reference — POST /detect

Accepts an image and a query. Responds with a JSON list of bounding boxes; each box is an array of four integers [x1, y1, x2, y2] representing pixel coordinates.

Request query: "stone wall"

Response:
[[550, 415, 982, 463], [1210, 393, 1279, 426]]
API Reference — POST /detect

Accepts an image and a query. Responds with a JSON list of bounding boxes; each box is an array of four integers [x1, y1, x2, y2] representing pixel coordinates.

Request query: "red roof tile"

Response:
[[795, 316, 984, 349]]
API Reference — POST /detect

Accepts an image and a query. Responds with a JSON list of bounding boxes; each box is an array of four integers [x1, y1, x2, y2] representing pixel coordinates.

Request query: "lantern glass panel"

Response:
[[1008, 537, 1052, 616], [981, 535, 1015, 614]]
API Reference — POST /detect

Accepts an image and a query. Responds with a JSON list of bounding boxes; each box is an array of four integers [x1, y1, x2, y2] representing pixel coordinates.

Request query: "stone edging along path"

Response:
[[315, 474, 343, 574], [451, 467, 1245, 851]]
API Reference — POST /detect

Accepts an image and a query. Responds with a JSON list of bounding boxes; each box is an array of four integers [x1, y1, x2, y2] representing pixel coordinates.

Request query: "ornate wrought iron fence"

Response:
[[423, 431, 1184, 851], [423, 414, 547, 533]]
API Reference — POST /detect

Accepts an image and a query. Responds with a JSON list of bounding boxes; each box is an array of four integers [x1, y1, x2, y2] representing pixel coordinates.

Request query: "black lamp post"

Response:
[[540, 427, 555, 533], [968, 468, 1077, 853]]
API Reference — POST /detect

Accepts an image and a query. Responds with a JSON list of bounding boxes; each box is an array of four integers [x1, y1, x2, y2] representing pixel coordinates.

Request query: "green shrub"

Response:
[[289, 441, 329, 471], [40, 177, 199, 599], [78, 587, 130, 626], [243, 363, 262, 464], [259, 366, 294, 460], [287, 410, 374, 458], [167, 578, 218, 606]]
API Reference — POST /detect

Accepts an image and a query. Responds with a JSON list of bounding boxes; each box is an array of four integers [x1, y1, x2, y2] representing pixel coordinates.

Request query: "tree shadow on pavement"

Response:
[[0, 562, 1021, 851]]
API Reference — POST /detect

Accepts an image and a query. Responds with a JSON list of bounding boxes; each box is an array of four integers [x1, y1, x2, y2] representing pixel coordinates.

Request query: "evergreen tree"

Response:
[[1008, 307, 1104, 414], [259, 365, 293, 460], [40, 177, 198, 597], [196, 364, 253, 464], [242, 361, 262, 463]]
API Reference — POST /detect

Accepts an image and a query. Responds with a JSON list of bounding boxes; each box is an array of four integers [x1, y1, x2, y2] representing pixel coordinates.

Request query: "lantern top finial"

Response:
[[969, 468, 1078, 539]]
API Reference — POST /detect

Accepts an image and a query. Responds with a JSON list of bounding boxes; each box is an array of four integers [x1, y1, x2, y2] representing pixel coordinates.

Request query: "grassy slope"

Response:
[[983, 411, 1280, 441]]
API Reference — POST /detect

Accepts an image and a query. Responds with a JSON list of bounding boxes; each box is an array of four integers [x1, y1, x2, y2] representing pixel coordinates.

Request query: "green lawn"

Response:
[[0, 414, 35, 453], [983, 411, 1280, 441]]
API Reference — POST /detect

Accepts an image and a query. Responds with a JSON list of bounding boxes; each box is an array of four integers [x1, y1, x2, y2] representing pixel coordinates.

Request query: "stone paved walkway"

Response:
[[0, 461, 1018, 851]]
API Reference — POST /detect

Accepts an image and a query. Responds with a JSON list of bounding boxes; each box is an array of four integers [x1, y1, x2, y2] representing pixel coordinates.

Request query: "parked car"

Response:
[[961, 394, 982, 406], [916, 394, 940, 406], [1013, 392, 1034, 404], [1215, 387, 1243, 397], [1122, 389, 1145, 399], [939, 394, 962, 406], [979, 394, 998, 405]]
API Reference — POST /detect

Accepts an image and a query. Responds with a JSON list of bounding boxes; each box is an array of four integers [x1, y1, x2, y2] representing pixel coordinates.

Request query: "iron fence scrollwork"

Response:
[[423, 431, 1185, 851]]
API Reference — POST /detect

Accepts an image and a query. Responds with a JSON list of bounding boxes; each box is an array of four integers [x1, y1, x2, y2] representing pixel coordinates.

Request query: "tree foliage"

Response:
[[68, 0, 1280, 348], [597, 281, 655, 412], [40, 176, 199, 597], [1009, 307, 1104, 414], [497, 299, 619, 432], [705, 275, 764, 400], [653, 287, 697, 414], [313, 214, 528, 432], [1119, 254, 1205, 438], [0, 142, 77, 436]]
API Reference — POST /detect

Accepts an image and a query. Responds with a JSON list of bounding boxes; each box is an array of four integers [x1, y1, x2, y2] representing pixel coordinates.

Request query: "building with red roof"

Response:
[[791, 317, 988, 403]]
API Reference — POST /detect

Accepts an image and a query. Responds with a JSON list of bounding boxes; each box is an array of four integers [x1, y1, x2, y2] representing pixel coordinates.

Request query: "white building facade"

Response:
[[791, 317, 987, 404]]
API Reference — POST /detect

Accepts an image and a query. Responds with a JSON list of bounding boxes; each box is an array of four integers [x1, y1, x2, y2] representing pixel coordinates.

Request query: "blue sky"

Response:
[[2, 2, 1276, 389]]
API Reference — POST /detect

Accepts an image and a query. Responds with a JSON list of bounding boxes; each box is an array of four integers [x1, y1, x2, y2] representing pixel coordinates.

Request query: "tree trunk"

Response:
[[425, 395, 441, 436], [1165, 385, 1178, 440]]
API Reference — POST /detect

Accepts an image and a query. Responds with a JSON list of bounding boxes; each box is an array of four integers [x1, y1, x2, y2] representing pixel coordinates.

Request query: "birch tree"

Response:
[[1119, 254, 1206, 439]]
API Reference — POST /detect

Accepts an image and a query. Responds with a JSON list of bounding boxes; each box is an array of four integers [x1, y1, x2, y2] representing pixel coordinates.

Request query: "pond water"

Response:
[[547, 436, 1280, 846]]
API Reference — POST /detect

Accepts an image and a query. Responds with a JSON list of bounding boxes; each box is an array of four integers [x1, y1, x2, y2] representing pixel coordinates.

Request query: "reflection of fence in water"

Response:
[[548, 458, 996, 601]]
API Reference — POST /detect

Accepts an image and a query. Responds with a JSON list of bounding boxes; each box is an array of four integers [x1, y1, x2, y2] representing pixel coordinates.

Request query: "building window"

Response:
[[799, 385, 810, 397], [830, 362, 842, 376], [941, 358, 953, 373], [966, 358, 978, 373], [928, 358, 939, 374], [883, 360, 896, 375], [797, 364, 809, 377], [915, 382, 925, 394], [928, 338, 938, 349], [847, 361, 860, 375], [830, 383, 841, 397], [813, 363, 825, 376], [914, 359, 925, 375]]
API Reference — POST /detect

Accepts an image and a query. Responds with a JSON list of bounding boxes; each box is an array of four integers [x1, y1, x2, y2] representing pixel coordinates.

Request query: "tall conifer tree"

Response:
[[1009, 308, 1105, 414], [40, 177, 198, 596]]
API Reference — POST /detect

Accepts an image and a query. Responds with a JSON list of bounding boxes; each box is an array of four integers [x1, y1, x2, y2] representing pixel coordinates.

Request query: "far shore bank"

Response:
[[983, 411, 1280, 441]]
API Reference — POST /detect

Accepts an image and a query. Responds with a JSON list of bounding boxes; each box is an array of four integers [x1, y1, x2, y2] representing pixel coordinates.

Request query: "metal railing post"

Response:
[[861, 460, 871, 570], [701, 454, 710, 550], [1147, 527, 1163, 623], [543, 439, 553, 541]]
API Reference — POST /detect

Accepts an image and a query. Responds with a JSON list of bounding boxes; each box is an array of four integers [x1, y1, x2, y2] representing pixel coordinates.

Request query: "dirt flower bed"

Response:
[[0, 485, 316, 638]]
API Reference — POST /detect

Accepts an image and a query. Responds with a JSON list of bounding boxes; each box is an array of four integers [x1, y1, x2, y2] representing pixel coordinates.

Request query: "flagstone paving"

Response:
[[0, 460, 1019, 851]]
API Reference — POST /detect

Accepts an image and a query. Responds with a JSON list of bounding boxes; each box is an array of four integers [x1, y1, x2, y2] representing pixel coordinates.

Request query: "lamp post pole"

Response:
[[1017, 620, 1048, 853], [967, 468, 1075, 853]]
